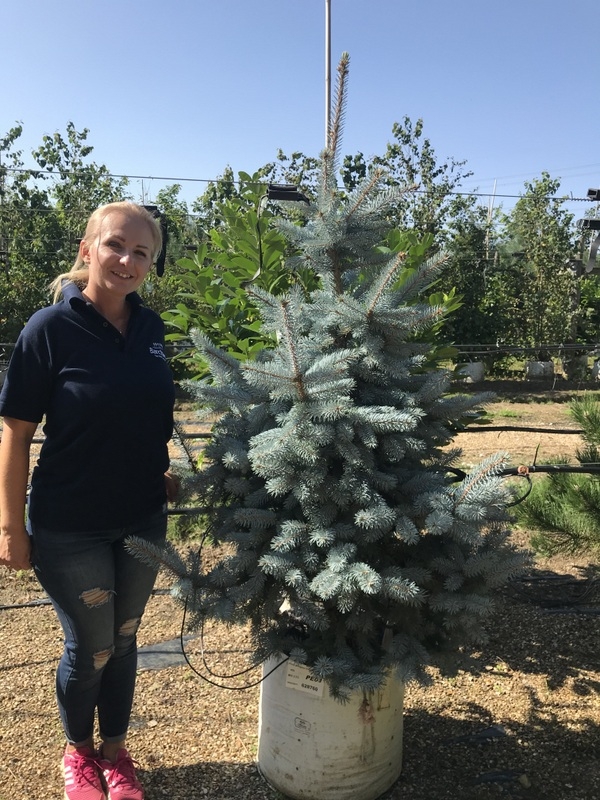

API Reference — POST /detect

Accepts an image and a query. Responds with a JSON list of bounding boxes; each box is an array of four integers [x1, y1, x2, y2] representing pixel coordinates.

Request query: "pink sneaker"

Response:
[[62, 747, 106, 800], [99, 749, 144, 800]]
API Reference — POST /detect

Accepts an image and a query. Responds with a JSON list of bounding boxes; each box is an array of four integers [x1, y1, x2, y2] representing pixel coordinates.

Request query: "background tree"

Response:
[[499, 173, 578, 361], [32, 121, 129, 257], [0, 125, 61, 340], [0, 119, 588, 375], [439, 203, 502, 350], [250, 117, 474, 244], [572, 203, 600, 347], [257, 150, 321, 201], [341, 116, 474, 242], [0, 123, 129, 341], [192, 165, 248, 240]]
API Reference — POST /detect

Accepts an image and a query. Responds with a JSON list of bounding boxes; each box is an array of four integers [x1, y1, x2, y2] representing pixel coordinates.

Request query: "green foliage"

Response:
[[260, 116, 474, 245], [161, 172, 319, 377], [32, 122, 128, 234], [440, 204, 506, 351], [0, 122, 129, 340], [576, 272, 600, 344], [499, 173, 578, 360], [571, 395, 600, 452], [342, 116, 474, 242], [515, 395, 600, 557], [191, 165, 240, 239], [0, 118, 585, 368], [0, 125, 61, 338], [261, 150, 321, 201], [520, 469, 600, 557], [166, 512, 203, 543]]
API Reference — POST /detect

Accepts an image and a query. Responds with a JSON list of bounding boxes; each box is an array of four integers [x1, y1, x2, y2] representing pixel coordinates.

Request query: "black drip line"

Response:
[[177, 592, 289, 691]]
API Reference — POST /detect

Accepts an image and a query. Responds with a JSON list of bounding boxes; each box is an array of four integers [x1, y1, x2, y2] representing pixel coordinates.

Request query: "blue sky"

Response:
[[2, 0, 599, 220]]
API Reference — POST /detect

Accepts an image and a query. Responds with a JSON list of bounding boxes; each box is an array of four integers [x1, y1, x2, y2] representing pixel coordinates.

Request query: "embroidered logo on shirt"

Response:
[[149, 342, 167, 361]]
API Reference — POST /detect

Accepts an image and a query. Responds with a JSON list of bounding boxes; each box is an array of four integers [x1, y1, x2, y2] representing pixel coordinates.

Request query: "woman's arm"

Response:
[[0, 417, 38, 570]]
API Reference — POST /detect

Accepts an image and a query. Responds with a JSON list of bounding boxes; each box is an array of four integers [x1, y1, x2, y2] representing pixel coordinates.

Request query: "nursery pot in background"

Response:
[[561, 354, 588, 381], [524, 360, 554, 380], [456, 361, 485, 384], [257, 657, 405, 800]]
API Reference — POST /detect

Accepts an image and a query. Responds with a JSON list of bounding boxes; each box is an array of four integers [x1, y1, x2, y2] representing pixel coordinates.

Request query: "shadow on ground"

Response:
[[137, 564, 600, 800], [137, 701, 600, 800]]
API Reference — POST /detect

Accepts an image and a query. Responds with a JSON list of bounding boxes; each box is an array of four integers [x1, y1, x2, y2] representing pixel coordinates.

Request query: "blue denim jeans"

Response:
[[29, 510, 167, 745]]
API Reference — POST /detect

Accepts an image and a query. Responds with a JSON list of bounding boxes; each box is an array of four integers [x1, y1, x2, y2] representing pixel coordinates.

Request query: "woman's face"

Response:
[[81, 211, 155, 298]]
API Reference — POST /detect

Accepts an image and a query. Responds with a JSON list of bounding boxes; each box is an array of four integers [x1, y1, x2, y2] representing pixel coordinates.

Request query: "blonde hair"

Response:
[[51, 202, 163, 302]]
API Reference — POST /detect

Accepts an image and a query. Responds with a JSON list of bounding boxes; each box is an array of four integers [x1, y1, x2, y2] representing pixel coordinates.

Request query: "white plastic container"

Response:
[[456, 362, 485, 383], [525, 360, 554, 380], [257, 657, 405, 800]]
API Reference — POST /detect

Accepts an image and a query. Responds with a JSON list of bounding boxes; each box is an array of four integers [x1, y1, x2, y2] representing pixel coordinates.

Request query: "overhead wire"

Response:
[[1, 165, 598, 206]]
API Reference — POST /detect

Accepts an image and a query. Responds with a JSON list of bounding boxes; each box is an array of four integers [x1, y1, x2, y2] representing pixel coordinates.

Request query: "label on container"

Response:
[[285, 661, 325, 698]]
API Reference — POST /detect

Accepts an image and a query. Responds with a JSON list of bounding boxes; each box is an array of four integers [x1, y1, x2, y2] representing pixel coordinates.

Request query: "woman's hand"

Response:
[[164, 471, 181, 503], [0, 526, 32, 571]]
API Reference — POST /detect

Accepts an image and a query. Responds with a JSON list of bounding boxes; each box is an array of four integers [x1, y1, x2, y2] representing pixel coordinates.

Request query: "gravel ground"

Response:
[[1, 390, 599, 800], [1, 538, 599, 800]]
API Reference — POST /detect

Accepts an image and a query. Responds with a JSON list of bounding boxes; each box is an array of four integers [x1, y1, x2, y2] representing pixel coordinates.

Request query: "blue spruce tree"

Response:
[[144, 55, 526, 698]]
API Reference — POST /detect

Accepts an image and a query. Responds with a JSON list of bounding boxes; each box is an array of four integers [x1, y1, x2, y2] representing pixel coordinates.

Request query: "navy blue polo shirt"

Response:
[[0, 283, 175, 531]]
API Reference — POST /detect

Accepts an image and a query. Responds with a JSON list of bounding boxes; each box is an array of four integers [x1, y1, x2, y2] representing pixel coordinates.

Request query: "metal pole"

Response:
[[325, 0, 331, 147]]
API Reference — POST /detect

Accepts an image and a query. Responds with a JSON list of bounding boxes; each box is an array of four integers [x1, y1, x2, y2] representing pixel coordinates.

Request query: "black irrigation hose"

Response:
[[466, 463, 600, 479], [502, 464, 600, 476], [447, 463, 600, 483], [459, 426, 582, 434], [176, 594, 289, 691], [445, 462, 600, 506]]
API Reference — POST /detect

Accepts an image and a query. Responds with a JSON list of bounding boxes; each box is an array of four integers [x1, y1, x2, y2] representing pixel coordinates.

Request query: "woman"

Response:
[[0, 202, 178, 800]]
